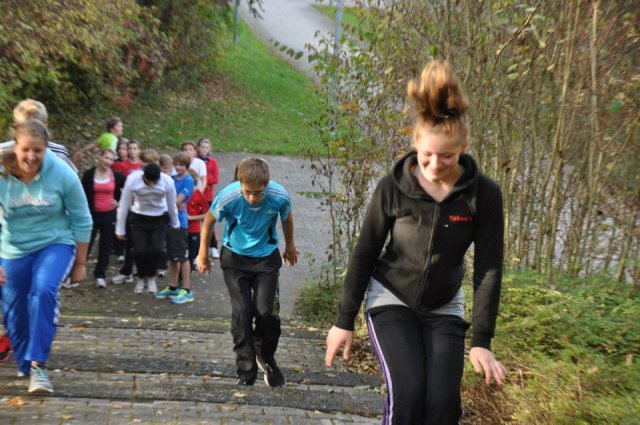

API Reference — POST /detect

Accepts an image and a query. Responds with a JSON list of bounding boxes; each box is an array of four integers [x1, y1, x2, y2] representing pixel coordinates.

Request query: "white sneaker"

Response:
[[112, 274, 132, 285], [134, 278, 145, 294], [96, 278, 107, 288], [147, 278, 158, 294], [210, 247, 220, 259], [157, 269, 166, 278], [61, 278, 79, 289]]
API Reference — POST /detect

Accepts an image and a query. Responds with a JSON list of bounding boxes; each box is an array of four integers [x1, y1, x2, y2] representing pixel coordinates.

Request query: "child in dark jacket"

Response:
[[81, 149, 125, 287]]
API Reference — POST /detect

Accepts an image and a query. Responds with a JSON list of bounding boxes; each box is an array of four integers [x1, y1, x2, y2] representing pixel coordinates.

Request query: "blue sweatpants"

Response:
[[1, 243, 75, 374]]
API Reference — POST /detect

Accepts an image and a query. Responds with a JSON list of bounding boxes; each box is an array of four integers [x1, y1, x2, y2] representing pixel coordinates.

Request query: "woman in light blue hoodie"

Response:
[[0, 119, 92, 394]]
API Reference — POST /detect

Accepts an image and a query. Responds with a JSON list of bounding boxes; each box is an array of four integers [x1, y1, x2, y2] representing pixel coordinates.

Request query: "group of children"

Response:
[[1, 99, 299, 393], [71, 114, 219, 301]]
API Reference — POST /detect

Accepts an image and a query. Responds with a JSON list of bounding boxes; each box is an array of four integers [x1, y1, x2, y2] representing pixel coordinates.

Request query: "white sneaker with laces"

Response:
[[28, 365, 53, 394], [147, 278, 158, 294], [96, 278, 107, 288], [210, 247, 220, 259], [134, 278, 145, 294]]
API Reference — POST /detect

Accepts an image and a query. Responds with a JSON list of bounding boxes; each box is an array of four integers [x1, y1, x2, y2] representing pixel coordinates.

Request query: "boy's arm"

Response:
[[73, 143, 98, 162], [282, 212, 298, 266], [176, 193, 187, 210], [197, 211, 216, 274]]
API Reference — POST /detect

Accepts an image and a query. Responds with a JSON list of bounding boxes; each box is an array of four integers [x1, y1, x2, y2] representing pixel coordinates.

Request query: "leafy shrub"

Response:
[[140, 0, 231, 86], [294, 279, 342, 328], [492, 271, 640, 423], [0, 0, 167, 117]]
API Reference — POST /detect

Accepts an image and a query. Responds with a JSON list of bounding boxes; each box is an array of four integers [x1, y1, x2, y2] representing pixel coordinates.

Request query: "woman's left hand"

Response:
[[469, 346, 507, 386], [69, 263, 86, 284]]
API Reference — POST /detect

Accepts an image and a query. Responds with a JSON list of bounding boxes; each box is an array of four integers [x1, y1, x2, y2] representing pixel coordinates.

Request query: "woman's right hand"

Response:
[[325, 326, 353, 367], [0, 266, 5, 285]]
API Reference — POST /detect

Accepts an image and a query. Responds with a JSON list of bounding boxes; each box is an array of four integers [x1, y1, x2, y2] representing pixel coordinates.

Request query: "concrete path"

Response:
[[241, 0, 337, 82]]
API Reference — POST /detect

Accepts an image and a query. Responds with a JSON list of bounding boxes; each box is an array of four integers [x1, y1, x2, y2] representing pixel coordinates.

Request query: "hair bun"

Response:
[[408, 60, 468, 126]]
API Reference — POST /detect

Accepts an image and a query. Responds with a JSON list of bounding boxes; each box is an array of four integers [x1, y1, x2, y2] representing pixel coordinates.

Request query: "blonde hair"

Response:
[[159, 153, 173, 168], [407, 60, 469, 144], [3, 119, 49, 177], [173, 152, 191, 167], [100, 148, 116, 157], [140, 149, 159, 164], [237, 157, 270, 186], [13, 99, 48, 125]]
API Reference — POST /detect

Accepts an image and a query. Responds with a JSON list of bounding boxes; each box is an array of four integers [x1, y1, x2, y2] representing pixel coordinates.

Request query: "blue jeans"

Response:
[[366, 306, 470, 425], [1, 243, 75, 373]]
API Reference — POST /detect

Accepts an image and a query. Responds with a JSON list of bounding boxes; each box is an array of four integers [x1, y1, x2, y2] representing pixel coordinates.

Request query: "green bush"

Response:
[[492, 271, 640, 423], [0, 0, 167, 117], [294, 280, 342, 328], [141, 0, 231, 86], [497, 272, 639, 361]]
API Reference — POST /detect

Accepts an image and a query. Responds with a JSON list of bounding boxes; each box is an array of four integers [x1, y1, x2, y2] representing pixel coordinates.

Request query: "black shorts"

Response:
[[166, 227, 189, 262]]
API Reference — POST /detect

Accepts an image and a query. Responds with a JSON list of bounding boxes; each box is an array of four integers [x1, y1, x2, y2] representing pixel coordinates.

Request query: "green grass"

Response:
[[52, 19, 319, 156], [312, 4, 361, 29]]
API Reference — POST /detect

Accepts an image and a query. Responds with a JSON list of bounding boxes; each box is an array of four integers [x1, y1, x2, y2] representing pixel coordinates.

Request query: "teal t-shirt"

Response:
[[211, 181, 291, 258]]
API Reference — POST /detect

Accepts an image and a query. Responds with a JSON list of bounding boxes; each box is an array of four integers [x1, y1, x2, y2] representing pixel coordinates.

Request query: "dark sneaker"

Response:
[[28, 365, 53, 394], [257, 357, 285, 387], [0, 334, 11, 364], [236, 375, 256, 386]]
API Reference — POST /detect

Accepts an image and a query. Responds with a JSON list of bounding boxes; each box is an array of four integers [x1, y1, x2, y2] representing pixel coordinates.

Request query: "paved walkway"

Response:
[[241, 0, 337, 82], [0, 153, 382, 424]]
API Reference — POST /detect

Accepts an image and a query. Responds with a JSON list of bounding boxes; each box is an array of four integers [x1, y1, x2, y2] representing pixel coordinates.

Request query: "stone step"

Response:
[[52, 317, 380, 388], [0, 315, 384, 422], [0, 368, 383, 419], [0, 395, 379, 425]]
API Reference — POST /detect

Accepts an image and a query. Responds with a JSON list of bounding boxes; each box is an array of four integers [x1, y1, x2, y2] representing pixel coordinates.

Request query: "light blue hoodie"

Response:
[[0, 150, 92, 259]]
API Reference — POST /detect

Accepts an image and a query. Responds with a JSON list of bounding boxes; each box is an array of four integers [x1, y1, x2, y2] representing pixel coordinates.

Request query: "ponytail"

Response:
[[407, 60, 469, 142]]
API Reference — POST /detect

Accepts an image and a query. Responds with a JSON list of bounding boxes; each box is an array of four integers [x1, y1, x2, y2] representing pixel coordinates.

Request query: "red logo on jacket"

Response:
[[449, 215, 473, 222]]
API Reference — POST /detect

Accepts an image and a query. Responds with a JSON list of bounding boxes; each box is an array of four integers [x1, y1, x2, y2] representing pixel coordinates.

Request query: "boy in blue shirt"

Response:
[[197, 157, 298, 387], [155, 152, 194, 304]]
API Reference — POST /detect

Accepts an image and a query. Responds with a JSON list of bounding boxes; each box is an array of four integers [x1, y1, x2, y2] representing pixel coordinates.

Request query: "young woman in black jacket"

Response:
[[81, 149, 125, 288], [325, 60, 507, 424]]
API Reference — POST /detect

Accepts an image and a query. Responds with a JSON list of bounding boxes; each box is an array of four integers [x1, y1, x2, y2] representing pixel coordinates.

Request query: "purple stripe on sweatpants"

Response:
[[366, 311, 393, 425]]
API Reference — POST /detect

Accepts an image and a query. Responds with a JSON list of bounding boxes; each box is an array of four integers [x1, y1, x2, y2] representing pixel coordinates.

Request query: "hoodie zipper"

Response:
[[415, 204, 440, 305]]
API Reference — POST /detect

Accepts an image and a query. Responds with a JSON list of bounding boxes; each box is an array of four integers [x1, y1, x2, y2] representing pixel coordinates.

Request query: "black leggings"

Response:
[[366, 306, 470, 425], [88, 210, 116, 279], [129, 212, 168, 278]]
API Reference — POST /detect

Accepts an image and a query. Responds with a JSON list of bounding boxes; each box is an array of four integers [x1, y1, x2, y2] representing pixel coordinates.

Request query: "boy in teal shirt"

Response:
[[197, 158, 298, 387]]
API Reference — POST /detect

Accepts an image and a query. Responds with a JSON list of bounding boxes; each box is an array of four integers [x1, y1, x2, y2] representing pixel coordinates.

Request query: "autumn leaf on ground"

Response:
[[6, 397, 25, 408]]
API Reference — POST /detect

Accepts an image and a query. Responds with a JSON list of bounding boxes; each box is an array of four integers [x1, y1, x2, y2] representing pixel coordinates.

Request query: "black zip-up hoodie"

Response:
[[335, 151, 503, 349]]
